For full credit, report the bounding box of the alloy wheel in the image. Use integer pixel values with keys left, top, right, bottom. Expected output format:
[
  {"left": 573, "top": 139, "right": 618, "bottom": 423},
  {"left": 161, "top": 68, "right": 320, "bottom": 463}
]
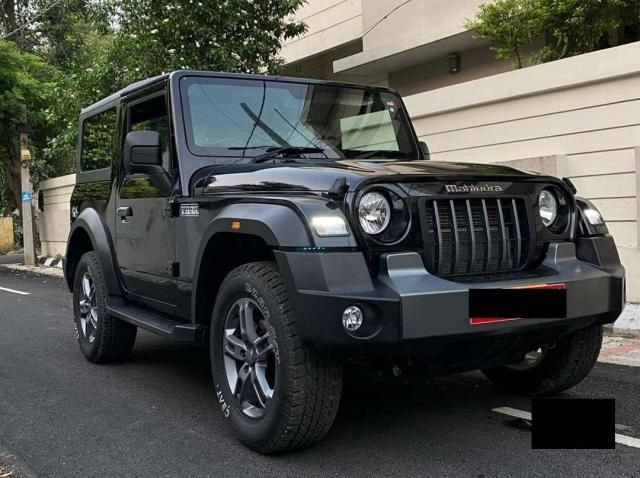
[
  {"left": 78, "top": 271, "right": 98, "bottom": 344},
  {"left": 222, "top": 297, "right": 276, "bottom": 418}
]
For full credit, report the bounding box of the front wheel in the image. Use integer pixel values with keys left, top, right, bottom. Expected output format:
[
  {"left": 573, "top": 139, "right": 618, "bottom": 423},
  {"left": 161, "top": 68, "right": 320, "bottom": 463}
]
[
  {"left": 482, "top": 325, "right": 603, "bottom": 396},
  {"left": 210, "top": 262, "right": 343, "bottom": 454}
]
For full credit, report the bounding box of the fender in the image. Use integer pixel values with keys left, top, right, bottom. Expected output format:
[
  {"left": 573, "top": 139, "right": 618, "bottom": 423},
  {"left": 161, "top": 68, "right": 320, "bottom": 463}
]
[
  {"left": 198, "top": 202, "right": 313, "bottom": 249},
  {"left": 65, "top": 208, "right": 122, "bottom": 296},
  {"left": 190, "top": 203, "right": 312, "bottom": 319}
]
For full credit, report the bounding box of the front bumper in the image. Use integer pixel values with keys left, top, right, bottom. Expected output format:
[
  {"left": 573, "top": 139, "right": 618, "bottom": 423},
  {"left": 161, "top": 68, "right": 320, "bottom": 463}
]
[{"left": 275, "top": 236, "right": 624, "bottom": 352}]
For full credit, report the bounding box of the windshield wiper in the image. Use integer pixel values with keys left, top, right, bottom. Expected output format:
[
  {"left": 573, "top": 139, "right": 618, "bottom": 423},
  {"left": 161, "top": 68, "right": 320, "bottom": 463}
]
[
  {"left": 351, "top": 150, "right": 409, "bottom": 159},
  {"left": 228, "top": 146, "right": 275, "bottom": 150},
  {"left": 252, "top": 146, "right": 325, "bottom": 163}
]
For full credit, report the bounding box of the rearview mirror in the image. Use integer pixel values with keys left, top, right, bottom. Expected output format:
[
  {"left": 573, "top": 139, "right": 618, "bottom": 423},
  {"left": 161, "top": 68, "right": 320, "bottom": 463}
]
[
  {"left": 124, "top": 130, "right": 162, "bottom": 174},
  {"left": 419, "top": 141, "right": 431, "bottom": 161}
]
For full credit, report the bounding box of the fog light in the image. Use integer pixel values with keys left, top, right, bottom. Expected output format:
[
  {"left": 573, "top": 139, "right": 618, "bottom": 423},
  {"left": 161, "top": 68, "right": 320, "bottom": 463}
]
[{"left": 342, "top": 306, "right": 363, "bottom": 332}]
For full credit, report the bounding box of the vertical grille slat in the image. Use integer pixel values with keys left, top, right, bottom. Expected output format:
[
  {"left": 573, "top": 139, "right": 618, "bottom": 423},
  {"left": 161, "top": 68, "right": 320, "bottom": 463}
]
[
  {"left": 422, "top": 197, "right": 529, "bottom": 276},
  {"left": 433, "top": 199, "right": 444, "bottom": 271},
  {"left": 482, "top": 199, "right": 492, "bottom": 271},
  {"left": 465, "top": 199, "right": 476, "bottom": 274},
  {"left": 497, "top": 199, "right": 508, "bottom": 270},
  {"left": 512, "top": 198, "right": 522, "bottom": 264},
  {"left": 449, "top": 200, "right": 460, "bottom": 272}
]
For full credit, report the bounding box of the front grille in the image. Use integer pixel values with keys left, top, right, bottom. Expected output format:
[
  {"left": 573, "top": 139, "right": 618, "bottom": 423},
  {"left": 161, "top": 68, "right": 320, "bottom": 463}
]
[{"left": 420, "top": 198, "right": 530, "bottom": 275}]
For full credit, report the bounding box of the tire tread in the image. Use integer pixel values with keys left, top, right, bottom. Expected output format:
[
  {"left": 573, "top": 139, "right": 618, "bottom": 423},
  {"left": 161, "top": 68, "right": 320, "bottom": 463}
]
[
  {"left": 214, "top": 261, "right": 342, "bottom": 453},
  {"left": 482, "top": 325, "right": 603, "bottom": 396}
]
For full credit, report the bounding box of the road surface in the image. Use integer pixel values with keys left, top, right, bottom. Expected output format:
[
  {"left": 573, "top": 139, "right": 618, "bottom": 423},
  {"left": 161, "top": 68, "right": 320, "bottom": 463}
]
[{"left": 1, "top": 267, "right": 639, "bottom": 477}]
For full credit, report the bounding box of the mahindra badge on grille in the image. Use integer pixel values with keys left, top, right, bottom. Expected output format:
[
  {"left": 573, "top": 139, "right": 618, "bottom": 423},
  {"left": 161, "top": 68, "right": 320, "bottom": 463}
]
[{"left": 444, "top": 184, "right": 504, "bottom": 193}]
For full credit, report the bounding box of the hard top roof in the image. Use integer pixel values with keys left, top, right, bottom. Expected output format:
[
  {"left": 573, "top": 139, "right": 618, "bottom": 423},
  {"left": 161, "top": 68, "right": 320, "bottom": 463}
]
[{"left": 80, "top": 70, "right": 397, "bottom": 116}]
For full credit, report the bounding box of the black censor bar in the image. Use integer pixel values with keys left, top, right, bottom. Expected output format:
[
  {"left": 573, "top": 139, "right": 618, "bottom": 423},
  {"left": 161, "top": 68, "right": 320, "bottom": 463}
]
[{"left": 469, "top": 285, "right": 567, "bottom": 319}]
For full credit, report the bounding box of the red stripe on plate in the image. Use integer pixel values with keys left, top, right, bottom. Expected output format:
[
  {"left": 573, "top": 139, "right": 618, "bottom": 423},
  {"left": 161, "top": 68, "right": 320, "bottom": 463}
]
[{"left": 470, "top": 317, "right": 522, "bottom": 325}]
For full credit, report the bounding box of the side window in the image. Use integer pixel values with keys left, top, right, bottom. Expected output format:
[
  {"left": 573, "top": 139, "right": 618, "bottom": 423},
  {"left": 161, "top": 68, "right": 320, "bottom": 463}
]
[
  {"left": 128, "top": 95, "right": 171, "bottom": 172},
  {"left": 81, "top": 108, "right": 117, "bottom": 171}
]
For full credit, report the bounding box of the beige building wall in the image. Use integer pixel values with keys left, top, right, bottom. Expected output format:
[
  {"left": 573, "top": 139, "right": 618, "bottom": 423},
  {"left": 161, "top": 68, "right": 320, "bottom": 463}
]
[
  {"left": 280, "top": 1, "right": 497, "bottom": 88},
  {"left": 39, "top": 174, "right": 75, "bottom": 257},
  {"left": 281, "top": 0, "right": 363, "bottom": 65},
  {"left": 360, "top": 0, "right": 485, "bottom": 51},
  {"left": 281, "top": 41, "right": 389, "bottom": 87},
  {"left": 404, "top": 42, "right": 640, "bottom": 300},
  {"left": 389, "top": 45, "right": 512, "bottom": 96}
]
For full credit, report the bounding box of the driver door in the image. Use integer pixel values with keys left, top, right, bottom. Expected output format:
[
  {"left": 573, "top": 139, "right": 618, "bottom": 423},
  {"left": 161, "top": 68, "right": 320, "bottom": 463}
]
[{"left": 115, "top": 91, "right": 177, "bottom": 314}]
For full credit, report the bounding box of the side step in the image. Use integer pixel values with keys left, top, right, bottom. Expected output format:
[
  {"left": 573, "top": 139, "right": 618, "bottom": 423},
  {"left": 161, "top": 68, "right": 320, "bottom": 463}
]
[{"left": 106, "top": 297, "right": 206, "bottom": 342}]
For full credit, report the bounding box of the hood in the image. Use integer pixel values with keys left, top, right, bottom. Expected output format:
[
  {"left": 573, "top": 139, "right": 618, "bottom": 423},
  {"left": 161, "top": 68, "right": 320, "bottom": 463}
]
[{"left": 196, "top": 159, "right": 544, "bottom": 195}]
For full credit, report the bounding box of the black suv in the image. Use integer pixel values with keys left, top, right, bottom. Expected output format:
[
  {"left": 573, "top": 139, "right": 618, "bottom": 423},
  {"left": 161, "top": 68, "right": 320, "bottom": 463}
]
[{"left": 64, "top": 70, "right": 625, "bottom": 453}]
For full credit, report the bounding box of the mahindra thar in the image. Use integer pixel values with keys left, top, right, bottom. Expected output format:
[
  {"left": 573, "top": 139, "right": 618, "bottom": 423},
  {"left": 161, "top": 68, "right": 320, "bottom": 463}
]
[{"left": 64, "top": 70, "right": 625, "bottom": 453}]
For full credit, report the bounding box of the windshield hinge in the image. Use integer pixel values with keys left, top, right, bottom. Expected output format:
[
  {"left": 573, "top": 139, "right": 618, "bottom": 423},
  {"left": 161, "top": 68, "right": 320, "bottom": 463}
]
[
  {"left": 324, "top": 177, "right": 349, "bottom": 201},
  {"left": 166, "top": 199, "right": 180, "bottom": 218}
]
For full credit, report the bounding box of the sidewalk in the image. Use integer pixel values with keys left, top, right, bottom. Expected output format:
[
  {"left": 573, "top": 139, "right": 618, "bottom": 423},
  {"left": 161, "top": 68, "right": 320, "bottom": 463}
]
[
  {"left": 0, "top": 249, "right": 23, "bottom": 265},
  {"left": 1, "top": 262, "right": 64, "bottom": 278},
  {"left": 599, "top": 333, "right": 640, "bottom": 367},
  {"left": 0, "top": 250, "right": 64, "bottom": 277}
]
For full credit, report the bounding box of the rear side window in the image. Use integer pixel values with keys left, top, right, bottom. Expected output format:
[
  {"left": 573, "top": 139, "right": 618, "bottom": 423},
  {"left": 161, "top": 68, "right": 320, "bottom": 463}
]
[{"left": 81, "top": 108, "right": 117, "bottom": 171}]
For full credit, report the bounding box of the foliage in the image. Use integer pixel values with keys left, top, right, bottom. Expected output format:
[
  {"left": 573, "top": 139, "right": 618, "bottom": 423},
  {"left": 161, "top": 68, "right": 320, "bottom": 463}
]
[
  {"left": 466, "top": 0, "right": 545, "bottom": 68},
  {"left": 101, "top": 0, "right": 307, "bottom": 90},
  {"left": 467, "top": 0, "right": 639, "bottom": 67},
  {"left": 80, "top": 108, "right": 116, "bottom": 171},
  {"left": 0, "top": 39, "right": 56, "bottom": 210}
]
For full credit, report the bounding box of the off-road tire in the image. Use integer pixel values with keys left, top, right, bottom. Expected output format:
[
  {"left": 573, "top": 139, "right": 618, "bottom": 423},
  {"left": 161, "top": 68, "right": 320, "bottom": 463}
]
[
  {"left": 482, "top": 325, "right": 603, "bottom": 396},
  {"left": 72, "top": 251, "right": 137, "bottom": 363},
  {"left": 210, "top": 261, "right": 343, "bottom": 454}
]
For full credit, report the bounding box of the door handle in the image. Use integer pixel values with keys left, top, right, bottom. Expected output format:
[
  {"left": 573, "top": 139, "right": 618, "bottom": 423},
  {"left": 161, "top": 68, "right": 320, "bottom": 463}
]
[{"left": 117, "top": 206, "right": 133, "bottom": 218}]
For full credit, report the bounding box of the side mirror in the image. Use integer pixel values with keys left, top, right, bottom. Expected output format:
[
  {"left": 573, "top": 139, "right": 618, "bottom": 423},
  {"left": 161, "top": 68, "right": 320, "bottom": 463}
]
[
  {"left": 124, "top": 130, "right": 162, "bottom": 174},
  {"left": 419, "top": 141, "right": 431, "bottom": 161}
]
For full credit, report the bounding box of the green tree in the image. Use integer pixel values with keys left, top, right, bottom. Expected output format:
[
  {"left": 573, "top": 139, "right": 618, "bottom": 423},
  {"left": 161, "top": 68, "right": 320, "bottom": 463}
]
[
  {"left": 466, "top": 0, "right": 545, "bottom": 68},
  {"left": 102, "top": 0, "right": 306, "bottom": 90},
  {"left": 539, "top": 0, "right": 624, "bottom": 62},
  {"left": 1, "top": 1, "right": 111, "bottom": 200},
  {"left": 467, "top": 0, "right": 635, "bottom": 68},
  {"left": 0, "top": 39, "right": 55, "bottom": 211}
]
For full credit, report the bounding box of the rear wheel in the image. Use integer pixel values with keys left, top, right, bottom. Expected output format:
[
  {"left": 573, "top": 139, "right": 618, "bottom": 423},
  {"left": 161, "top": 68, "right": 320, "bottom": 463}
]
[
  {"left": 210, "top": 261, "right": 343, "bottom": 454},
  {"left": 72, "top": 251, "right": 137, "bottom": 363},
  {"left": 482, "top": 325, "right": 603, "bottom": 396}
]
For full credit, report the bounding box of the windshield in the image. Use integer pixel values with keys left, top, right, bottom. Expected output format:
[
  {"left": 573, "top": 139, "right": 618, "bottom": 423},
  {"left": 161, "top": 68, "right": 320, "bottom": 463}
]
[{"left": 180, "top": 76, "right": 418, "bottom": 160}]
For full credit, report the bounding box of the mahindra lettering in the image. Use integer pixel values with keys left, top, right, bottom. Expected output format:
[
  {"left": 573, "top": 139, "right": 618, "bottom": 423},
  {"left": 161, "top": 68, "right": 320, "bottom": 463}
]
[{"left": 64, "top": 71, "right": 625, "bottom": 453}]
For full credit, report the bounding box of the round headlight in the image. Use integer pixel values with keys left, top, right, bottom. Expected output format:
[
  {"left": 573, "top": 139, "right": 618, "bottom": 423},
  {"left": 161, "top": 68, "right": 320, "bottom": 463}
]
[
  {"left": 538, "top": 189, "right": 558, "bottom": 227},
  {"left": 358, "top": 191, "right": 391, "bottom": 235}
]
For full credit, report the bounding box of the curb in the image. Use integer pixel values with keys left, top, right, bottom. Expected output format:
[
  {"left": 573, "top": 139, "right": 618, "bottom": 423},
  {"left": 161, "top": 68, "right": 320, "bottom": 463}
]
[
  {"left": 38, "top": 255, "right": 64, "bottom": 269},
  {"left": 604, "top": 325, "right": 640, "bottom": 339},
  {"left": 606, "top": 303, "right": 640, "bottom": 333},
  {"left": 1, "top": 263, "right": 64, "bottom": 278}
]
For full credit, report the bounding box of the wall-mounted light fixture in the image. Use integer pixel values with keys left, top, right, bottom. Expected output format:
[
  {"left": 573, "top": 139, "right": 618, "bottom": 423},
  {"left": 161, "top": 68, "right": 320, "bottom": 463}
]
[{"left": 448, "top": 53, "right": 461, "bottom": 74}]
